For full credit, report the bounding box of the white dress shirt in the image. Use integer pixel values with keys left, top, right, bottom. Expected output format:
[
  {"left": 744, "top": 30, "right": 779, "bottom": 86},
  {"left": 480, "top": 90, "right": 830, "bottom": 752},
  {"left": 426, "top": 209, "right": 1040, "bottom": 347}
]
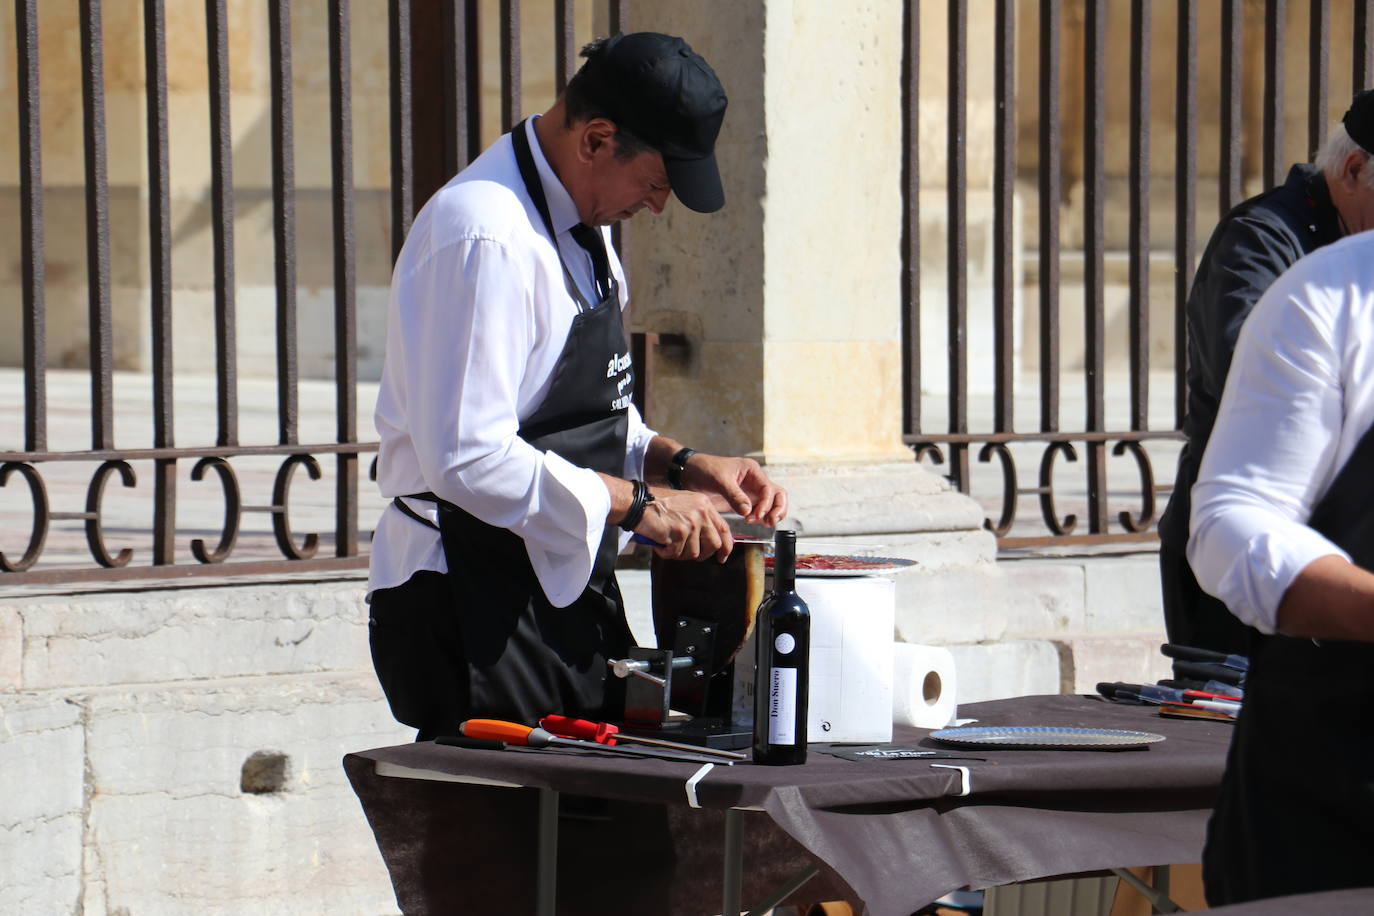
[
  {"left": 368, "top": 117, "right": 656, "bottom": 606},
  {"left": 1189, "top": 229, "right": 1374, "bottom": 633}
]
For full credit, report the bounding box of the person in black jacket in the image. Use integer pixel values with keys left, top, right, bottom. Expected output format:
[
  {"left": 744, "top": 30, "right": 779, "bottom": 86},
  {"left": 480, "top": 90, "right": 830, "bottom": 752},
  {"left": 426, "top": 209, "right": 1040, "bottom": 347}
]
[{"left": 1157, "top": 89, "right": 1374, "bottom": 665}]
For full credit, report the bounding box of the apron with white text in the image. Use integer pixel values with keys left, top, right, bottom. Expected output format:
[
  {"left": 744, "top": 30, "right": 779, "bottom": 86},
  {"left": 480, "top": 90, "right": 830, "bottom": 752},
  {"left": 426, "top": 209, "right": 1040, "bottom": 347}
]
[{"left": 397, "top": 120, "right": 634, "bottom": 725}]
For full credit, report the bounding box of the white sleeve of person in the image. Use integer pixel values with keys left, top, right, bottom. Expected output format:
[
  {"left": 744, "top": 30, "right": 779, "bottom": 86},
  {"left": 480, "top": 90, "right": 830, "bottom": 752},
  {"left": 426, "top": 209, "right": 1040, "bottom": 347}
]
[
  {"left": 1188, "top": 240, "right": 1374, "bottom": 632},
  {"left": 393, "top": 235, "right": 610, "bottom": 608}
]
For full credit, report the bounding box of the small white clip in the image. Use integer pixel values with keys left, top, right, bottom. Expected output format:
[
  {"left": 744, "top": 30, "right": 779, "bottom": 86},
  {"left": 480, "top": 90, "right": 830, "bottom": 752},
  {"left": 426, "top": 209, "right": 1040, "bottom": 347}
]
[
  {"left": 931, "top": 763, "right": 971, "bottom": 797},
  {"left": 684, "top": 762, "right": 714, "bottom": 808}
]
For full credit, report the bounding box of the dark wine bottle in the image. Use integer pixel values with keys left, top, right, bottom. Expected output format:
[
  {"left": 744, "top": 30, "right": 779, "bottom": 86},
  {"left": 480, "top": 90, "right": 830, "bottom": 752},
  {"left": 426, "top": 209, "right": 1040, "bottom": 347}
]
[{"left": 752, "top": 529, "right": 810, "bottom": 765}]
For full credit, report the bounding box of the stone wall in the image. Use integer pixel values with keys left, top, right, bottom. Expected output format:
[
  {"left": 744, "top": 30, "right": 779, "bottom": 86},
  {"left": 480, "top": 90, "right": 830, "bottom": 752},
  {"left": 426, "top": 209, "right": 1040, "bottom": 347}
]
[
  {"left": 0, "top": 541, "right": 1170, "bottom": 913},
  {"left": 0, "top": 579, "right": 411, "bottom": 915}
]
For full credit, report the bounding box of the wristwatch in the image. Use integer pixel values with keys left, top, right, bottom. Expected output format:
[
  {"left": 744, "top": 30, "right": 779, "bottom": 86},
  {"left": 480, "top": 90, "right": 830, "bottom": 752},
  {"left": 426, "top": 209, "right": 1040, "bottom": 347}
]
[{"left": 667, "top": 447, "right": 697, "bottom": 490}]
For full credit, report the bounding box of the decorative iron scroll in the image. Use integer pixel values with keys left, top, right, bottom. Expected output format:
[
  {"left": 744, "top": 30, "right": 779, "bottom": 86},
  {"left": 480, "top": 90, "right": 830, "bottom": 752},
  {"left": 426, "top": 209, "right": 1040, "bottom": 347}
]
[
  {"left": 0, "top": 462, "right": 49, "bottom": 572},
  {"left": 0, "top": 447, "right": 377, "bottom": 582},
  {"left": 84, "top": 460, "right": 136, "bottom": 568},
  {"left": 269, "top": 454, "right": 321, "bottom": 561},
  {"left": 908, "top": 432, "right": 1180, "bottom": 547},
  {"left": 190, "top": 457, "right": 241, "bottom": 564}
]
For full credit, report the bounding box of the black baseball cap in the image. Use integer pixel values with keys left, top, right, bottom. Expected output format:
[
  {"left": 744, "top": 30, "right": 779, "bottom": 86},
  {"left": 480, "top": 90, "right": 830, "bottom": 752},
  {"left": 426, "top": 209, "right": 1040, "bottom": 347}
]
[
  {"left": 1343, "top": 88, "right": 1374, "bottom": 154},
  {"left": 573, "top": 33, "right": 728, "bottom": 213}
]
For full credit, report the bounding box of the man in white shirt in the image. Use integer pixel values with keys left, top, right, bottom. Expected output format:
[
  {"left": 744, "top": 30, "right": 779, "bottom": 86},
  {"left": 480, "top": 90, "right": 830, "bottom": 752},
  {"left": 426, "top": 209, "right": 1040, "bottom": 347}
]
[
  {"left": 1189, "top": 229, "right": 1374, "bottom": 905},
  {"left": 367, "top": 34, "right": 787, "bottom": 738}
]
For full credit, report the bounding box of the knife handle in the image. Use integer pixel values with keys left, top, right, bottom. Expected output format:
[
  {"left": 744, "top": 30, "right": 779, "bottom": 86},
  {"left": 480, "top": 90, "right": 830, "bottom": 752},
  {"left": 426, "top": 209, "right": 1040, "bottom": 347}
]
[{"left": 462, "top": 719, "right": 538, "bottom": 746}]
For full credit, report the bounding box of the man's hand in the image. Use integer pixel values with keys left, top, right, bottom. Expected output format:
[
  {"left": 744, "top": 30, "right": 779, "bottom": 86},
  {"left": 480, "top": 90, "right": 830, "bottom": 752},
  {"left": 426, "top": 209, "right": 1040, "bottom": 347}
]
[
  {"left": 636, "top": 488, "right": 734, "bottom": 562},
  {"left": 679, "top": 453, "right": 788, "bottom": 527}
]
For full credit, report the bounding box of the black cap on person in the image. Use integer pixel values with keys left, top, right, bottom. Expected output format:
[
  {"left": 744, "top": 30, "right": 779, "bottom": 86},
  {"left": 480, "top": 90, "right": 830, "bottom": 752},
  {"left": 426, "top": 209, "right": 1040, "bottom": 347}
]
[
  {"left": 572, "top": 33, "right": 728, "bottom": 213},
  {"left": 1343, "top": 88, "right": 1374, "bottom": 155}
]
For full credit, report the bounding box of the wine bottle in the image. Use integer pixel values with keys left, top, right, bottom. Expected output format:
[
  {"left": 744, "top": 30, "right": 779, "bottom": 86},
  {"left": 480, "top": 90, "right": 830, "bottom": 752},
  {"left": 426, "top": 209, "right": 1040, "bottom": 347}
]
[{"left": 752, "top": 529, "right": 810, "bottom": 765}]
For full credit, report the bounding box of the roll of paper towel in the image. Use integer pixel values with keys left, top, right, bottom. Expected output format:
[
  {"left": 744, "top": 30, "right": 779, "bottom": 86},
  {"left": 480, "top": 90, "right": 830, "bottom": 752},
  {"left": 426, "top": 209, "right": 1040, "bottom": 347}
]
[{"left": 892, "top": 642, "right": 957, "bottom": 728}]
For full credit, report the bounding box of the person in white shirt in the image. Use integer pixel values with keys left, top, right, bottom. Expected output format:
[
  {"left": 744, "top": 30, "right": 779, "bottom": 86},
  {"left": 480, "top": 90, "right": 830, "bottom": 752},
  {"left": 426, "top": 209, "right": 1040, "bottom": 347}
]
[
  {"left": 367, "top": 33, "right": 787, "bottom": 739},
  {"left": 1189, "top": 229, "right": 1374, "bottom": 905}
]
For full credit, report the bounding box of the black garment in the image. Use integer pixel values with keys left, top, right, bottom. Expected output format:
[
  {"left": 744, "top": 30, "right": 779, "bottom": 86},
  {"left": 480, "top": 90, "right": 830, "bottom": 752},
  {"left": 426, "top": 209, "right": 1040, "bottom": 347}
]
[
  {"left": 1203, "top": 420, "right": 1374, "bottom": 907},
  {"left": 569, "top": 222, "right": 614, "bottom": 301},
  {"left": 1158, "top": 164, "right": 1344, "bottom": 662},
  {"left": 1158, "top": 542, "right": 1253, "bottom": 661},
  {"left": 369, "top": 120, "right": 636, "bottom": 734}
]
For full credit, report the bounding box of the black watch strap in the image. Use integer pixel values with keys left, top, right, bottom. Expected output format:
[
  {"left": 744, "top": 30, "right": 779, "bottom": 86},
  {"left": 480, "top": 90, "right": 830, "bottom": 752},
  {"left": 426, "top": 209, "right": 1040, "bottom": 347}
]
[{"left": 668, "top": 447, "right": 698, "bottom": 490}]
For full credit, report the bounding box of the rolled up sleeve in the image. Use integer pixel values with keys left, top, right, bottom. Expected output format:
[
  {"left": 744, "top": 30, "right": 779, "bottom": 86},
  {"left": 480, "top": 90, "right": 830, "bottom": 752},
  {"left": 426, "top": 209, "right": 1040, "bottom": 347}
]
[{"left": 1188, "top": 275, "right": 1350, "bottom": 632}]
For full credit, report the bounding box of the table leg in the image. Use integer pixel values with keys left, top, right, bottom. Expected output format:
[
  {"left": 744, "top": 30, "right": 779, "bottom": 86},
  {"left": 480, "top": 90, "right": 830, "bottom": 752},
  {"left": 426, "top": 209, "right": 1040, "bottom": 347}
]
[
  {"left": 537, "top": 788, "right": 559, "bottom": 916},
  {"left": 1153, "top": 865, "right": 1171, "bottom": 913},
  {"left": 1110, "top": 866, "right": 1180, "bottom": 913},
  {"left": 723, "top": 808, "right": 744, "bottom": 916},
  {"left": 744, "top": 864, "right": 820, "bottom": 916}
]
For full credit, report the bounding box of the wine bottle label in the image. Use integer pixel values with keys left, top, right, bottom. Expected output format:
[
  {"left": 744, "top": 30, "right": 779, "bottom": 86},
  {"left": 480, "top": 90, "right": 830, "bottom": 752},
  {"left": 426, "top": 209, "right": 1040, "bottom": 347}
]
[
  {"left": 768, "top": 666, "right": 798, "bottom": 744},
  {"left": 774, "top": 633, "right": 796, "bottom": 655}
]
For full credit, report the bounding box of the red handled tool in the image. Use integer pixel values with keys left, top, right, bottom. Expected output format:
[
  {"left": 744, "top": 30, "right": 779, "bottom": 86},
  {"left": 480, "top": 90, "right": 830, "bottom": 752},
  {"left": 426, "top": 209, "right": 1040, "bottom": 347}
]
[
  {"left": 539, "top": 715, "right": 746, "bottom": 760},
  {"left": 460, "top": 719, "right": 734, "bottom": 766}
]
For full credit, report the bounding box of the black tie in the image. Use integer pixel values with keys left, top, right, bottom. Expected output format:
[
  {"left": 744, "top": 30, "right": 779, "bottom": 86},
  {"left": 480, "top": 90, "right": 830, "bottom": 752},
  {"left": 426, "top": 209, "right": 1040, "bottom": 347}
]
[{"left": 569, "top": 223, "right": 613, "bottom": 302}]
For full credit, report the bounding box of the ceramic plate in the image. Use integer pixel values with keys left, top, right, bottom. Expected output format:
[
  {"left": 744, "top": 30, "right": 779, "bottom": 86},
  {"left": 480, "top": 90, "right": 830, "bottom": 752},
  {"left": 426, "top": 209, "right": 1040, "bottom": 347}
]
[
  {"left": 765, "top": 555, "right": 918, "bottom": 578},
  {"left": 928, "top": 725, "right": 1166, "bottom": 750}
]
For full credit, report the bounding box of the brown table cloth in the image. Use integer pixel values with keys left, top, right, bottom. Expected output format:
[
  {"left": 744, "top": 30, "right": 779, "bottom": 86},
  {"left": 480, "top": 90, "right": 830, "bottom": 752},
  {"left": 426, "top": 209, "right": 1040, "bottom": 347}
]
[{"left": 344, "top": 693, "right": 1231, "bottom": 915}]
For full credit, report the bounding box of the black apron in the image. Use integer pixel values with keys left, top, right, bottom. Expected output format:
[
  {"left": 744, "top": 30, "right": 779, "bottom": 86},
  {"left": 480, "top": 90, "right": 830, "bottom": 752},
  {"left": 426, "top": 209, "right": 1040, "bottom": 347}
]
[
  {"left": 394, "top": 119, "right": 635, "bottom": 727},
  {"left": 1203, "top": 421, "right": 1374, "bottom": 906}
]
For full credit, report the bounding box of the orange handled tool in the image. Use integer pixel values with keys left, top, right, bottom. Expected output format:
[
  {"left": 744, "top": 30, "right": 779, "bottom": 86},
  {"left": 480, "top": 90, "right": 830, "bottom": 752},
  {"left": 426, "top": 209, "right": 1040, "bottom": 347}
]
[
  {"left": 460, "top": 719, "right": 733, "bottom": 766},
  {"left": 540, "top": 715, "right": 746, "bottom": 760}
]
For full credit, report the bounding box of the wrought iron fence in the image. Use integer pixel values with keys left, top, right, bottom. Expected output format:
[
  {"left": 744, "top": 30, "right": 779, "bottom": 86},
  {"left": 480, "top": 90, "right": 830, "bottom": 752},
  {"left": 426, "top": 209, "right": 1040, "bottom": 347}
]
[
  {"left": 902, "top": 0, "right": 1374, "bottom": 548},
  {"left": 6, "top": 1, "right": 1369, "bottom": 586},
  {"left": 0, "top": 0, "right": 626, "bottom": 586}
]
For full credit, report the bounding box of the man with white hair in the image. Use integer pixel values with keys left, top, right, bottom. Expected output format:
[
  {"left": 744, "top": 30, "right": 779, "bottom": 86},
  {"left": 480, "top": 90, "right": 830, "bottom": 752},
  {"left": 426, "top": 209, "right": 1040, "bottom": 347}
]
[{"left": 1158, "top": 89, "right": 1374, "bottom": 666}]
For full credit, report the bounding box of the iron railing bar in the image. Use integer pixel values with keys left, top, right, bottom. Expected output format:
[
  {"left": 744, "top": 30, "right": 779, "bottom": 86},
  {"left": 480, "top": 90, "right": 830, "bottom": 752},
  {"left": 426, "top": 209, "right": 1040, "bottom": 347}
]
[
  {"left": 555, "top": 0, "right": 575, "bottom": 94},
  {"left": 443, "top": 0, "right": 480, "bottom": 173},
  {"left": 903, "top": 430, "right": 1184, "bottom": 445},
  {"left": 999, "top": 532, "right": 1160, "bottom": 550},
  {"left": 143, "top": 0, "right": 175, "bottom": 565},
  {"left": 1128, "top": 0, "right": 1150, "bottom": 431},
  {"left": 463, "top": 0, "right": 482, "bottom": 162},
  {"left": 1038, "top": 0, "right": 1061, "bottom": 434},
  {"left": 389, "top": 0, "right": 413, "bottom": 259},
  {"left": 501, "top": 0, "right": 521, "bottom": 131},
  {"left": 1262, "top": 0, "right": 1286, "bottom": 188},
  {"left": 16, "top": 0, "right": 46, "bottom": 454},
  {"left": 948, "top": 0, "right": 970, "bottom": 489},
  {"left": 269, "top": 0, "right": 300, "bottom": 446},
  {"left": 206, "top": 0, "right": 238, "bottom": 447},
  {"left": 79, "top": 0, "right": 114, "bottom": 452},
  {"left": 1175, "top": 0, "right": 1197, "bottom": 430},
  {"left": 1308, "top": 0, "right": 1329, "bottom": 157},
  {"left": 993, "top": 0, "right": 1015, "bottom": 434},
  {"left": 0, "top": 556, "right": 371, "bottom": 588},
  {"left": 607, "top": 0, "right": 627, "bottom": 269},
  {"left": 0, "top": 443, "right": 378, "bottom": 463},
  {"left": 1219, "top": 0, "right": 1242, "bottom": 214},
  {"left": 1084, "top": 0, "right": 1107, "bottom": 532},
  {"left": 901, "top": 0, "right": 921, "bottom": 438},
  {"left": 1356, "top": 0, "right": 1373, "bottom": 91},
  {"left": 331, "top": 0, "right": 360, "bottom": 558}
]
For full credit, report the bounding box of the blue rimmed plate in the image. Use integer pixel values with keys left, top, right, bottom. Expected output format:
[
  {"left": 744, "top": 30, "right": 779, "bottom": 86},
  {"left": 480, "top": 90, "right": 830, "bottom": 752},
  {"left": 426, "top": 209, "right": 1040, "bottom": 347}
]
[{"left": 928, "top": 725, "right": 1165, "bottom": 750}]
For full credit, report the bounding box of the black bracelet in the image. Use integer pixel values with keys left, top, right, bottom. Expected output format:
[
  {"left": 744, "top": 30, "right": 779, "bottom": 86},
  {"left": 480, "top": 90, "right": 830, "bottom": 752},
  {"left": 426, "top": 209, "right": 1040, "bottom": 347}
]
[
  {"left": 667, "top": 447, "right": 697, "bottom": 490},
  {"left": 618, "top": 479, "right": 654, "bottom": 531}
]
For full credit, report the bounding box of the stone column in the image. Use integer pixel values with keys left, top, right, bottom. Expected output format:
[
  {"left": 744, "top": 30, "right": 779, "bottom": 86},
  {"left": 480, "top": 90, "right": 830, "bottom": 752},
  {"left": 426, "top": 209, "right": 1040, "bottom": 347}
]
[{"left": 624, "top": 0, "right": 910, "bottom": 466}]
